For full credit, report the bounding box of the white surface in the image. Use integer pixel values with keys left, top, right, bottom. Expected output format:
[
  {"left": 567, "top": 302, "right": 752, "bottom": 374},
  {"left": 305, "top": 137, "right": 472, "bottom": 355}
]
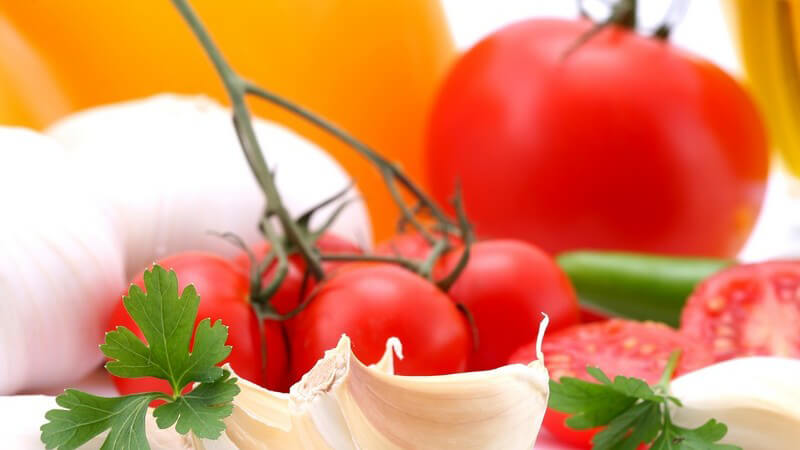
[{"left": 442, "top": 0, "right": 740, "bottom": 74}]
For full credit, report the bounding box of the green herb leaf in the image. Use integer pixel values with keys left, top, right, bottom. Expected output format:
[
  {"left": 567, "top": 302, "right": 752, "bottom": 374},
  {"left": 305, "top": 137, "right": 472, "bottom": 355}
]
[
  {"left": 41, "top": 390, "right": 160, "bottom": 450},
  {"left": 650, "top": 420, "right": 740, "bottom": 450},
  {"left": 153, "top": 369, "right": 239, "bottom": 439},
  {"left": 548, "top": 362, "right": 742, "bottom": 450},
  {"left": 549, "top": 378, "right": 637, "bottom": 429},
  {"left": 101, "top": 266, "right": 232, "bottom": 392},
  {"left": 42, "top": 265, "right": 240, "bottom": 450}
]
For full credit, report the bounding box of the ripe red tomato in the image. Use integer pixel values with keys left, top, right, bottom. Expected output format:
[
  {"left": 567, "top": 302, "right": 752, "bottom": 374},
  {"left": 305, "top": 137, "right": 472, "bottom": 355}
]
[
  {"left": 426, "top": 19, "right": 768, "bottom": 258},
  {"left": 681, "top": 260, "right": 800, "bottom": 362},
  {"left": 231, "top": 233, "right": 361, "bottom": 314},
  {"left": 288, "top": 264, "right": 470, "bottom": 383},
  {"left": 436, "top": 240, "right": 580, "bottom": 371},
  {"left": 108, "top": 252, "right": 288, "bottom": 394},
  {"left": 509, "top": 319, "right": 713, "bottom": 448},
  {"left": 375, "top": 231, "right": 461, "bottom": 260}
]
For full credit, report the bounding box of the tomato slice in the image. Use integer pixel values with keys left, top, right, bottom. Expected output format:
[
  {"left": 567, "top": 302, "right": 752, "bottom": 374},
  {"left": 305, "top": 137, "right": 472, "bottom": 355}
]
[
  {"left": 509, "top": 319, "right": 712, "bottom": 449},
  {"left": 681, "top": 260, "right": 800, "bottom": 362}
]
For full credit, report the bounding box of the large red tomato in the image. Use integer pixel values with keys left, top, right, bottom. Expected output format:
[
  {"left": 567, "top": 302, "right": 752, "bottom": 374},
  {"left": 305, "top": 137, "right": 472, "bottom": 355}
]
[
  {"left": 681, "top": 260, "right": 800, "bottom": 362},
  {"left": 108, "top": 252, "right": 288, "bottom": 394},
  {"left": 510, "top": 319, "right": 713, "bottom": 448},
  {"left": 288, "top": 264, "right": 470, "bottom": 383},
  {"left": 426, "top": 19, "right": 768, "bottom": 257},
  {"left": 437, "top": 240, "right": 580, "bottom": 371}
]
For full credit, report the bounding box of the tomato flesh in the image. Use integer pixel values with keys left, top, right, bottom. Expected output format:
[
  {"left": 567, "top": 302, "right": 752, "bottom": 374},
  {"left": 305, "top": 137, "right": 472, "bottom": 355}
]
[
  {"left": 288, "top": 264, "right": 470, "bottom": 383},
  {"left": 509, "top": 319, "right": 713, "bottom": 448},
  {"left": 681, "top": 260, "right": 800, "bottom": 362}
]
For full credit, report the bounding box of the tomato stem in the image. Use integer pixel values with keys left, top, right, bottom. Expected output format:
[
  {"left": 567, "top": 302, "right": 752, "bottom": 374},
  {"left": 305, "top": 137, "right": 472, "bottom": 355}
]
[
  {"left": 243, "top": 81, "right": 457, "bottom": 238},
  {"left": 320, "top": 253, "right": 421, "bottom": 272},
  {"left": 171, "top": 0, "right": 324, "bottom": 280}
]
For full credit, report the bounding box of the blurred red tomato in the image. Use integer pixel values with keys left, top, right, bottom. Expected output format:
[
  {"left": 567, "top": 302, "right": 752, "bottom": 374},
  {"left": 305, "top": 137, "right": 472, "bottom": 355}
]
[{"left": 426, "top": 19, "right": 768, "bottom": 257}]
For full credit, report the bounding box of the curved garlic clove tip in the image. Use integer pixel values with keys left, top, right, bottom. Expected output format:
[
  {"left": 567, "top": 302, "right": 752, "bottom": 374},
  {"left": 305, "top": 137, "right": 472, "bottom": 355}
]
[
  {"left": 671, "top": 356, "right": 800, "bottom": 450},
  {"left": 207, "top": 331, "right": 549, "bottom": 449}
]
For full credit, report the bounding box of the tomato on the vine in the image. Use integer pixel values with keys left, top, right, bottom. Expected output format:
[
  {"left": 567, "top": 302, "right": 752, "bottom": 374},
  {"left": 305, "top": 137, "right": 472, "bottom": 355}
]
[
  {"left": 436, "top": 240, "right": 580, "bottom": 371},
  {"left": 681, "top": 260, "right": 800, "bottom": 362},
  {"left": 375, "top": 230, "right": 461, "bottom": 260},
  {"left": 509, "top": 319, "right": 713, "bottom": 448},
  {"left": 426, "top": 18, "right": 768, "bottom": 258},
  {"left": 231, "top": 233, "right": 361, "bottom": 315},
  {"left": 288, "top": 264, "right": 470, "bottom": 383},
  {"left": 108, "top": 252, "right": 288, "bottom": 394}
]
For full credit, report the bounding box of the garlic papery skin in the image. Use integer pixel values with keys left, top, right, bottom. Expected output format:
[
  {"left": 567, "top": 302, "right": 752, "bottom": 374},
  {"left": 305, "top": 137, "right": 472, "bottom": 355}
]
[
  {"left": 670, "top": 357, "right": 800, "bottom": 450},
  {"left": 47, "top": 94, "right": 372, "bottom": 279},
  {"left": 196, "top": 334, "right": 550, "bottom": 450},
  {"left": 0, "top": 128, "right": 125, "bottom": 394}
]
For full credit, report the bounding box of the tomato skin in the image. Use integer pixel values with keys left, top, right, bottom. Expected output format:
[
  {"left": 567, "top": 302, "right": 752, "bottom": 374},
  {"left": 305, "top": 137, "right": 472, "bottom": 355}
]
[
  {"left": 426, "top": 19, "right": 768, "bottom": 258},
  {"left": 437, "top": 240, "right": 580, "bottom": 371},
  {"left": 510, "top": 319, "right": 713, "bottom": 448},
  {"left": 288, "top": 264, "right": 470, "bottom": 383},
  {"left": 375, "top": 231, "right": 462, "bottom": 259},
  {"left": 231, "top": 233, "right": 361, "bottom": 315},
  {"left": 681, "top": 260, "right": 800, "bottom": 362},
  {"left": 108, "top": 252, "right": 288, "bottom": 394}
]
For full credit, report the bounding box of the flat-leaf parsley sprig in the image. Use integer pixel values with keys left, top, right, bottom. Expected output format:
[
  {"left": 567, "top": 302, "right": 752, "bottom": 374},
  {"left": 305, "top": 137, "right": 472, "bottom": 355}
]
[
  {"left": 548, "top": 350, "right": 741, "bottom": 450},
  {"left": 41, "top": 265, "right": 240, "bottom": 450}
]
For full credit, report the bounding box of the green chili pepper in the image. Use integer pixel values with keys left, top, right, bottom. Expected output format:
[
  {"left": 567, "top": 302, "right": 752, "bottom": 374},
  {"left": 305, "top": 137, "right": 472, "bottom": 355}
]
[{"left": 556, "top": 251, "right": 733, "bottom": 327}]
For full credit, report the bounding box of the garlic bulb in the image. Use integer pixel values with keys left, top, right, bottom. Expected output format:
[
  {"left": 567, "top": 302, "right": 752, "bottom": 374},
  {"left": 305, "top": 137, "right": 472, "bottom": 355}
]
[
  {"left": 47, "top": 94, "right": 372, "bottom": 279},
  {"left": 0, "top": 395, "right": 191, "bottom": 449},
  {"left": 194, "top": 334, "right": 550, "bottom": 450},
  {"left": 0, "top": 128, "right": 125, "bottom": 394},
  {"left": 670, "top": 357, "right": 800, "bottom": 450}
]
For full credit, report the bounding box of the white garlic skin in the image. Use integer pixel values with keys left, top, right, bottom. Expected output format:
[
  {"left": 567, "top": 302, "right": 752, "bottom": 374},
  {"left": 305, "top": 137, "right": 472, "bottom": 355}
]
[
  {"left": 670, "top": 356, "right": 800, "bottom": 450},
  {"left": 0, "top": 128, "right": 125, "bottom": 394},
  {"left": 47, "top": 94, "right": 372, "bottom": 279}
]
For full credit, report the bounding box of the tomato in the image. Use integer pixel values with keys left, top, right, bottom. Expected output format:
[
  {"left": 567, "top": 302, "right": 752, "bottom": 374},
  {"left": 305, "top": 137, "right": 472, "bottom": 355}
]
[
  {"left": 288, "top": 264, "right": 470, "bottom": 383},
  {"left": 108, "top": 252, "right": 288, "bottom": 395},
  {"left": 374, "top": 231, "right": 461, "bottom": 259},
  {"left": 681, "top": 260, "right": 800, "bottom": 362},
  {"left": 435, "top": 240, "right": 580, "bottom": 371},
  {"left": 426, "top": 19, "right": 768, "bottom": 258},
  {"left": 231, "top": 233, "right": 361, "bottom": 315},
  {"left": 509, "top": 319, "right": 713, "bottom": 448},
  {"left": 4, "top": 1, "right": 455, "bottom": 240},
  {"left": 0, "top": 13, "right": 69, "bottom": 127}
]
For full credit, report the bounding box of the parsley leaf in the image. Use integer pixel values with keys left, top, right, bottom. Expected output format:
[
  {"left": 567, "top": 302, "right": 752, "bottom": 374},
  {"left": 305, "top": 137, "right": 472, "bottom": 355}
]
[
  {"left": 153, "top": 369, "right": 239, "bottom": 439},
  {"left": 548, "top": 351, "right": 741, "bottom": 450},
  {"left": 41, "top": 265, "right": 240, "bottom": 450},
  {"left": 102, "top": 266, "right": 232, "bottom": 390},
  {"left": 41, "top": 390, "right": 160, "bottom": 450}
]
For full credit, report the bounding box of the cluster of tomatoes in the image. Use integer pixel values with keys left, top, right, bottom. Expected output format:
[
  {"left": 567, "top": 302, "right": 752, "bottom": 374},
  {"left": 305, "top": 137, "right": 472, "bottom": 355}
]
[{"left": 107, "top": 230, "right": 581, "bottom": 396}]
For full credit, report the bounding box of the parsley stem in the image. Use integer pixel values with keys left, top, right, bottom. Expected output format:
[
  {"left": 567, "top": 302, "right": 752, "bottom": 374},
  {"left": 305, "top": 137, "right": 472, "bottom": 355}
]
[{"left": 657, "top": 349, "right": 682, "bottom": 390}]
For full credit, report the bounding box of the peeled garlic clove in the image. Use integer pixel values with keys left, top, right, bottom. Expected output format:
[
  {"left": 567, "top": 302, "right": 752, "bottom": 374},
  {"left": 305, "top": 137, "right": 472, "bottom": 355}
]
[
  {"left": 670, "top": 356, "right": 800, "bottom": 450},
  {"left": 199, "top": 331, "right": 549, "bottom": 450}
]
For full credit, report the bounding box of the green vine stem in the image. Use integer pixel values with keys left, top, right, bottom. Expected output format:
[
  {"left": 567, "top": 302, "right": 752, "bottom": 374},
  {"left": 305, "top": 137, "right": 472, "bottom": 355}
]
[
  {"left": 171, "top": 0, "right": 323, "bottom": 280},
  {"left": 173, "top": 0, "right": 472, "bottom": 303}
]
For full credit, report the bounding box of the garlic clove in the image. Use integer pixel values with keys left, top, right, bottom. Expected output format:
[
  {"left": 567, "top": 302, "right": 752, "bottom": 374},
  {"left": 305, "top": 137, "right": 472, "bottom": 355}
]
[
  {"left": 670, "top": 356, "right": 800, "bottom": 450},
  {"left": 200, "top": 332, "right": 549, "bottom": 450}
]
